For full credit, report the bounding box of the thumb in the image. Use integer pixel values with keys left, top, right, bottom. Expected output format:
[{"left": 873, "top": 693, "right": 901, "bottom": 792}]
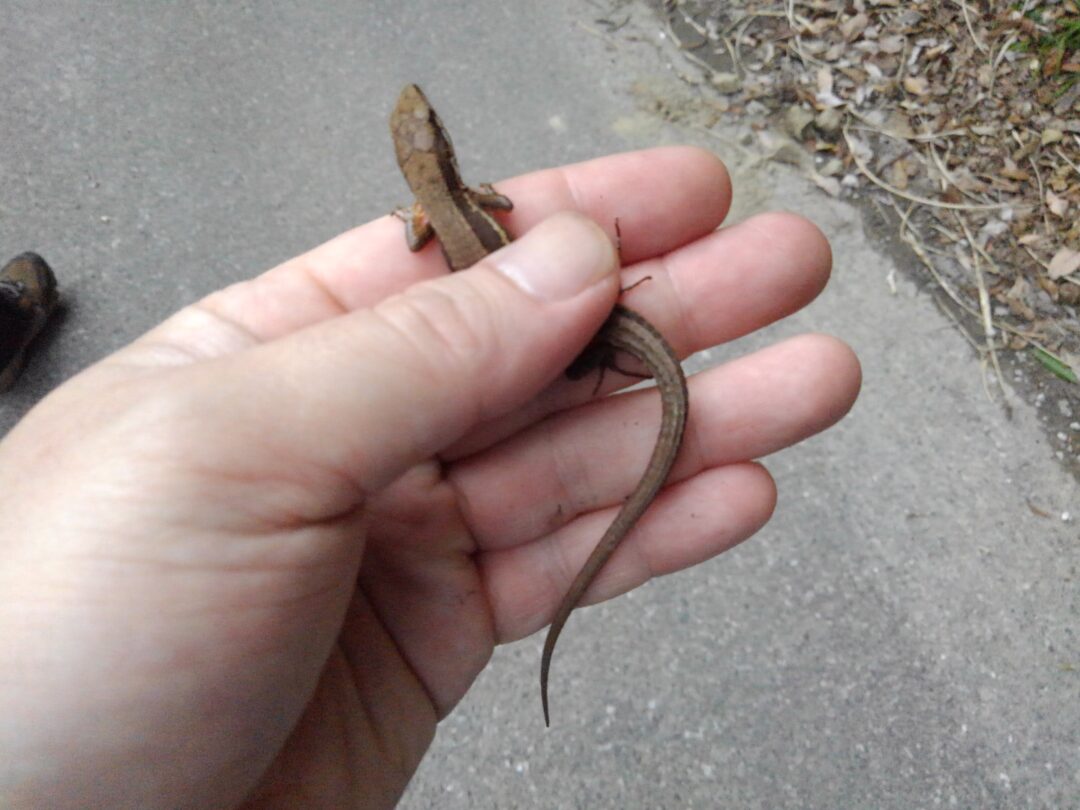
[{"left": 202, "top": 212, "right": 619, "bottom": 496}]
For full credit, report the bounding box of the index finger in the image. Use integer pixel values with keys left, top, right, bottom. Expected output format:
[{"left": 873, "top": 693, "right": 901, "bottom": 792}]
[{"left": 143, "top": 146, "right": 731, "bottom": 353}]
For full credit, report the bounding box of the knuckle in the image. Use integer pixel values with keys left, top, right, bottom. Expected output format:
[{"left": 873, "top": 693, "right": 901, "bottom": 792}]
[{"left": 374, "top": 280, "right": 502, "bottom": 385}]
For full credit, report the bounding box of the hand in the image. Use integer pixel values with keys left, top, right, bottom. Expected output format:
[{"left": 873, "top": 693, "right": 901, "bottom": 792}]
[{"left": 0, "top": 147, "right": 858, "bottom": 809}]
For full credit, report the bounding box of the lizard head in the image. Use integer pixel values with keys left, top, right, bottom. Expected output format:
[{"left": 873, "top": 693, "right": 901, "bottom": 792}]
[{"left": 390, "top": 84, "right": 457, "bottom": 175}]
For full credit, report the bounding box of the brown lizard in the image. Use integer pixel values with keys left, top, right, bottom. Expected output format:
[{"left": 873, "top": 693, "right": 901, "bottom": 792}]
[{"left": 390, "top": 84, "right": 688, "bottom": 726}]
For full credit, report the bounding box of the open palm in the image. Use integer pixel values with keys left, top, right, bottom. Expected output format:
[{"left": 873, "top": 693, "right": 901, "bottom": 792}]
[{"left": 0, "top": 147, "right": 857, "bottom": 810}]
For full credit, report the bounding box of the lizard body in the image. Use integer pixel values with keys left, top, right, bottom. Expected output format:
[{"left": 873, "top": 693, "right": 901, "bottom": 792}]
[{"left": 390, "top": 84, "right": 688, "bottom": 726}]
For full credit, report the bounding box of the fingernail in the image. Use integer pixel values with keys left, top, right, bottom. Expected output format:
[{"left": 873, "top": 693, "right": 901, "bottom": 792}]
[{"left": 492, "top": 212, "right": 616, "bottom": 300}]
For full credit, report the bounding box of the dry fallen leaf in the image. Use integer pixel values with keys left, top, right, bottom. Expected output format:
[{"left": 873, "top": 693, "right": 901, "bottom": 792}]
[
  {"left": 1048, "top": 247, "right": 1080, "bottom": 280},
  {"left": 1001, "top": 164, "right": 1032, "bottom": 182},
  {"left": 816, "top": 66, "right": 834, "bottom": 96},
  {"left": 841, "top": 13, "right": 870, "bottom": 42},
  {"left": 1046, "top": 189, "right": 1069, "bottom": 217},
  {"left": 1041, "top": 128, "right": 1064, "bottom": 145},
  {"left": 1003, "top": 276, "right": 1037, "bottom": 321},
  {"left": 659, "top": 0, "right": 1079, "bottom": 369},
  {"left": 902, "top": 75, "right": 930, "bottom": 96}
]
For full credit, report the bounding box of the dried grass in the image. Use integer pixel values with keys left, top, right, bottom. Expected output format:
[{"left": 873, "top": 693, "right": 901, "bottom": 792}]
[{"left": 657, "top": 0, "right": 1080, "bottom": 385}]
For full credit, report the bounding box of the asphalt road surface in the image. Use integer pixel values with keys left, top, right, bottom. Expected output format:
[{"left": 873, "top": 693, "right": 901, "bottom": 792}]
[{"left": 2, "top": 2, "right": 1076, "bottom": 808}]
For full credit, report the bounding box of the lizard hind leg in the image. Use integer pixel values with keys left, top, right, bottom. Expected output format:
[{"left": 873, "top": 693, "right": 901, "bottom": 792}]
[{"left": 607, "top": 353, "right": 651, "bottom": 381}]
